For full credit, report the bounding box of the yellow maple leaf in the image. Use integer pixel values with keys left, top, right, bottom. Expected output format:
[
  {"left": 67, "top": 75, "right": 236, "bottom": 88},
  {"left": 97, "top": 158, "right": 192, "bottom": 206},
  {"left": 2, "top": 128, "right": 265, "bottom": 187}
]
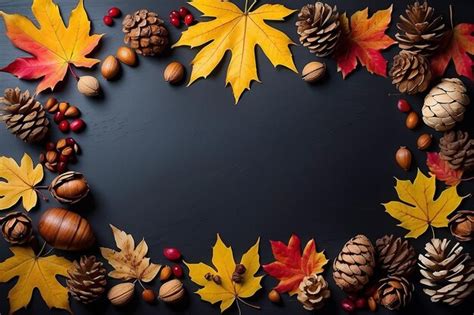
[
  {"left": 186, "top": 234, "right": 262, "bottom": 313},
  {"left": 172, "top": 0, "right": 297, "bottom": 103},
  {"left": 0, "top": 0, "right": 102, "bottom": 94},
  {"left": 100, "top": 225, "right": 161, "bottom": 282},
  {"left": 382, "top": 169, "right": 466, "bottom": 238},
  {"left": 0, "top": 153, "right": 44, "bottom": 211},
  {"left": 0, "top": 246, "right": 72, "bottom": 314}
]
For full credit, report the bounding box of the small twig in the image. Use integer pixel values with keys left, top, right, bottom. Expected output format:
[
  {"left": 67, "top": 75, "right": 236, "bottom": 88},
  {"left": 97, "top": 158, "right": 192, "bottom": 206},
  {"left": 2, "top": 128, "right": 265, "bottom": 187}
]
[
  {"left": 247, "top": 0, "right": 257, "bottom": 12},
  {"left": 35, "top": 185, "right": 49, "bottom": 190},
  {"left": 137, "top": 279, "right": 146, "bottom": 290},
  {"left": 461, "top": 176, "right": 474, "bottom": 182},
  {"left": 37, "top": 241, "right": 47, "bottom": 257},
  {"left": 449, "top": 5, "right": 454, "bottom": 29},
  {"left": 42, "top": 247, "right": 54, "bottom": 257},
  {"left": 244, "top": 0, "right": 249, "bottom": 13},
  {"left": 236, "top": 297, "right": 261, "bottom": 310},
  {"left": 236, "top": 298, "right": 242, "bottom": 315},
  {"left": 68, "top": 64, "right": 79, "bottom": 81},
  {"left": 430, "top": 226, "right": 436, "bottom": 240}
]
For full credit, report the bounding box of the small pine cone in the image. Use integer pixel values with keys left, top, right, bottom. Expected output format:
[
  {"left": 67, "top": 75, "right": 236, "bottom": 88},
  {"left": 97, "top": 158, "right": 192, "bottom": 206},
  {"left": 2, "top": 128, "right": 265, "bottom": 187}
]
[
  {"left": 0, "top": 87, "right": 49, "bottom": 143},
  {"left": 396, "top": 1, "right": 446, "bottom": 56},
  {"left": 0, "top": 212, "right": 33, "bottom": 245},
  {"left": 418, "top": 238, "right": 474, "bottom": 306},
  {"left": 67, "top": 256, "right": 107, "bottom": 304},
  {"left": 376, "top": 276, "right": 414, "bottom": 310},
  {"left": 122, "top": 9, "right": 169, "bottom": 56},
  {"left": 389, "top": 50, "right": 432, "bottom": 94},
  {"left": 333, "top": 235, "right": 376, "bottom": 292},
  {"left": 449, "top": 210, "right": 473, "bottom": 242},
  {"left": 422, "top": 78, "right": 469, "bottom": 131},
  {"left": 376, "top": 235, "right": 417, "bottom": 277},
  {"left": 296, "top": 2, "right": 341, "bottom": 57},
  {"left": 439, "top": 130, "right": 474, "bottom": 172},
  {"left": 297, "top": 274, "right": 330, "bottom": 311}
]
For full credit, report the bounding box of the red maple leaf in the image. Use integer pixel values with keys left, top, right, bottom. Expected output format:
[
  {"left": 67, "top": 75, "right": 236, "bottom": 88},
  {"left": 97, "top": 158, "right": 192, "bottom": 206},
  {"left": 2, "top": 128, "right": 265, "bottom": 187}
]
[
  {"left": 431, "top": 23, "right": 474, "bottom": 80},
  {"left": 426, "top": 152, "right": 463, "bottom": 186},
  {"left": 262, "top": 234, "right": 328, "bottom": 295},
  {"left": 334, "top": 6, "right": 396, "bottom": 78}
]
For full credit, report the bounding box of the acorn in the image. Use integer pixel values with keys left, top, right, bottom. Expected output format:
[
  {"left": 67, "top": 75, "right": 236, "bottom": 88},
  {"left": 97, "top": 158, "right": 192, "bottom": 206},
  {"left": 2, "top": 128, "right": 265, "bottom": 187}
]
[
  {"left": 395, "top": 146, "right": 412, "bottom": 171},
  {"left": 405, "top": 112, "right": 419, "bottom": 129},
  {"left": 116, "top": 46, "right": 137, "bottom": 66},
  {"left": 108, "top": 282, "right": 135, "bottom": 306},
  {"left": 49, "top": 171, "right": 90, "bottom": 204},
  {"left": 416, "top": 133, "right": 433, "bottom": 150},
  {"left": 38, "top": 208, "right": 95, "bottom": 250},
  {"left": 163, "top": 62, "right": 184, "bottom": 84},
  {"left": 159, "top": 279, "right": 185, "bottom": 303},
  {"left": 101, "top": 55, "right": 121, "bottom": 80},
  {"left": 77, "top": 76, "right": 100, "bottom": 96}
]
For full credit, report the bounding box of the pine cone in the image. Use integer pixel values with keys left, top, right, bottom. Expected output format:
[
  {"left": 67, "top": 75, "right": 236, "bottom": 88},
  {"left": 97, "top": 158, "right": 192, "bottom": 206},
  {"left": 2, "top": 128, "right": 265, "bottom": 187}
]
[
  {"left": 297, "top": 274, "right": 330, "bottom": 311},
  {"left": 418, "top": 238, "right": 474, "bottom": 306},
  {"left": 422, "top": 78, "right": 469, "bottom": 131},
  {"left": 0, "top": 87, "right": 49, "bottom": 143},
  {"left": 67, "top": 255, "right": 107, "bottom": 304},
  {"left": 389, "top": 50, "right": 432, "bottom": 94},
  {"left": 376, "top": 276, "right": 414, "bottom": 310},
  {"left": 449, "top": 210, "right": 473, "bottom": 242},
  {"left": 122, "top": 9, "right": 169, "bottom": 56},
  {"left": 376, "top": 235, "right": 417, "bottom": 277},
  {"left": 333, "top": 235, "right": 375, "bottom": 292},
  {"left": 439, "top": 130, "right": 474, "bottom": 172},
  {"left": 296, "top": 2, "right": 341, "bottom": 57},
  {"left": 0, "top": 212, "right": 33, "bottom": 245},
  {"left": 396, "top": 1, "right": 446, "bottom": 56}
]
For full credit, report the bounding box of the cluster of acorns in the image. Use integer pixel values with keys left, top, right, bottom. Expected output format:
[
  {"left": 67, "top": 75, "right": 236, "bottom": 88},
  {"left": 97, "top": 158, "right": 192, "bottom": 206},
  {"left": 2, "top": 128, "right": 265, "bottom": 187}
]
[{"left": 332, "top": 234, "right": 473, "bottom": 312}]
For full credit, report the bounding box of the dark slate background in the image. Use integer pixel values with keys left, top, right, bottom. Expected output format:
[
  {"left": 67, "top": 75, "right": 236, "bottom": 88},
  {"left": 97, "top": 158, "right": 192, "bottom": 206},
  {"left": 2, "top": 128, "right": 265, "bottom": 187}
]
[{"left": 0, "top": 0, "right": 473, "bottom": 314}]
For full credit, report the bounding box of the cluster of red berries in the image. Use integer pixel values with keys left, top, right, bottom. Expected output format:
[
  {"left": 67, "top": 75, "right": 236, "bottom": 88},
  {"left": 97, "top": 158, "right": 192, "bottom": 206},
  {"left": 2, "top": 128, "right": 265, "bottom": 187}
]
[
  {"left": 340, "top": 288, "right": 377, "bottom": 313},
  {"left": 163, "top": 247, "right": 184, "bottom": 278},
  {"left": 169, "top": 7, "right": 194, "bottom": 27},
  {"left": 45, "top": 97, "right": 86, "bottom": 134},
  {"left": 103, "top": 7, "right": 121, "bottom": 26}
]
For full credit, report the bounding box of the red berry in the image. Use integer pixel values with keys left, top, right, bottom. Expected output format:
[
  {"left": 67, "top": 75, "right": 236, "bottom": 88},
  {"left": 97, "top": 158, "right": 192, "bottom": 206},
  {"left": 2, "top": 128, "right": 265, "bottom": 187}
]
[
  {"left": 66, "top": 137, "right": 75, "bottom": 146},
  {"left": 172, "top": 264, "right": 183, "bottom": 278},
  {"left": 170, "top": 16, "right": 180, "bottom": 27},
  {"left": 178, "top": 6, "right": 189, "bottom": 18},
  {"left": 53, "top": 111, "right": 65, "bottom": 124},
  {"left": 397, "top": 99, "right": 411, "bottom": 113},
  {"left": 46, "top": 142, "right": 56, "bottom": 151},
  {"left": 103, "top": 15, "right": 113, "bottom": 26},
  {"left": 142, "top": 289, "right": 156, "bottom": 303},
  {"left": 108, "top": 7, "right": 121, "bottom": 18},
  {"left": 184, "top": 14, "right": 194, "bottom": 26},
  {"left": 163, "top": 247, "right": 182, "bottom": 261},
  {"left": 341, "top": 298, "right": 356, "bottom": 313},
  {"left": 59, "top": 154, "right": 69, "bottom": 163},
  {"left": 57, "top": 161, "right": 67, "bottom": 173},
  {"left": 170, "top": 10, "right": 180, "bottom": 19},
  {"left": 355, "top": 297, "right": 367, "bottom": 309},
  {"left": 58, "top": 120, "right": 70, "bottom": 133},
  {"left": 70, "top": 119, "right": 86, "bottom": 133}
]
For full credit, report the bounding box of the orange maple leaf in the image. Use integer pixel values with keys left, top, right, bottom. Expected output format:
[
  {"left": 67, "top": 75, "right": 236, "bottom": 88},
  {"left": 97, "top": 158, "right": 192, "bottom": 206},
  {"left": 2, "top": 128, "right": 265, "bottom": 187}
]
[
  {"left": 262, "top": 234, "right": 327, "bottom": 295},
  {"left": 431, "top": 23, "right": 474, "bottom": 80},
  {"left": 334, "top": 6, "right": 396, "bottom": 78},
  {"left": 426, "top": 152, "right": 463, "bottom": 186}
]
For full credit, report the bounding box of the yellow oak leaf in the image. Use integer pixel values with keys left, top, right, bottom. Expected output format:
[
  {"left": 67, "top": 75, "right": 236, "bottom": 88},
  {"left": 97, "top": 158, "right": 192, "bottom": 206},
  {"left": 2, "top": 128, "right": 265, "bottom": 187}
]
[
  {"left": 0, "top": 246, "right": 72, "bottom": 314},
  {"left": 100, "top": 224, "right": 161, "bottom": 282},
  {"left": 382, "top": 169, "right": 466, "bottom": 238},
  {"left": 0, "top": 0, "right": 102, "bottom": 94},
  {"left": 0, "top": 153, "right": 44, "bottom": 211},
  {"left": 186, "top": 234, "right": 262, "bottom": 313},
  {"left": 172, "top": 0, "right": 297, "bottom": 104}
]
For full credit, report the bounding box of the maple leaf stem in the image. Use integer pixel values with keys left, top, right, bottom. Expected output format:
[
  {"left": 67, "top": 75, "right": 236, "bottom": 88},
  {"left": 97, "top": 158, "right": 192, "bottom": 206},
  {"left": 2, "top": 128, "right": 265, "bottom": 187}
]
[
  {"left": 68, "top": 64, "right": 80, "bottom": 81},
  {"left": 430, "top": 226, "right": 436, "bottom": 239},
  {"left": 449, "top": 5, "right": 454, "bottom": 29},
  {"left": 236, "top": 298, "right": 242, "bottom": 315},
  {"left": 42, "top": 247, "right": 54, "bottom": 257},
  {"left": 236, "top": 296, "right": 261, "bottom": 310},
  {"left": 137, "top": 279, "right": 146, "bottom": 290},
  {"left": 37, "top": 241, "right": 47, "bottom": 257},
  {"left": 247, "top": 0, "right": 257, "bottom": 12},
  {"left": 34, "top": 188, "right": 49, "bottom": 202}
]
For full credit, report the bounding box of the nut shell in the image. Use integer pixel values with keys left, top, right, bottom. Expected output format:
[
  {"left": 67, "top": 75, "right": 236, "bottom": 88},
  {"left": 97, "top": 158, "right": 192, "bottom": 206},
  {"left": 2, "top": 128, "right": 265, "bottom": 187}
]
[
  {"left": 301, "top": 61, "right": 326, "bottom": 83},
  {"left": 101, "top": 55, "right": 120, "bottom": 80},
  {"left": 77, "top": 76, "right": 100, "bottom": 97},
  {"left": 396, "top": 146, "right": 412, "bottom": 171},
  {"left": 159, "top": 279, "right": 185, "bottom": 303},
  {"left": 0, "top": 212, "right": 33, "bottom": 245},
  {"left": 116, "top": 46, "right": 137, "bottom": 66},
  {"left": 108, "top": 282, "right": 135, "bottom": 306},
  {"left": 38, "top": 208, "right": 95, "bottom": 251},
  {"left": 49, "top": 171, "right": 90, "bottom": 204},
  {"left": 416, "top": 134, "right": 433, "bottom": 150},
  {"left": 164, "top": 62, "right": 184, "bottom": 84}
]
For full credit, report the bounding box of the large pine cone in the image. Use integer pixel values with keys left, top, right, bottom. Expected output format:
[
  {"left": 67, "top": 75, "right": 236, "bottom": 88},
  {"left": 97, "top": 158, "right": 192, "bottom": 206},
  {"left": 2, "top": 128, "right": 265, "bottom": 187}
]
[
  {"left": 439, "top": 130, "right": 474, "bottom": 172},
  {"left": 376, "top": 235, "right": 416, "bottom": 277},
  {"left": 449, "top": 210, "right": 473, "bottom": 242},
  {"left": 396, "top": 1, "right": 446, "bottom": 56},
  {"left": 389, "top": 50, "right": 432, "bottom": 94},
  {"left": 297, "top": 274, "right": 330, "bottom": 311},
  {"left": 122, "top": 9, "right": 169, "bottom": 56},
  {"left": 67, "top": 256, "right": 107, "bottom": 304},
  {"left": 418, "top": 238, "right": 474, "bottom": 306},
  {"left": 376, "top": 276, "right": 414, "bottom": 310},
  {"left": 296, "top": 2, "right": 341, "bottom": 57},
  {"left": 422, "top": 78, "right": 469, "bottom": 131},
  {"left": 0, "top": 88, "right": 49, "bottom": 143},
  {"left": 0, "top": 212, "right": 33, "bottom": 245},
  {"left": 333, "top": 235, "right": 375, "bottom": 292}
]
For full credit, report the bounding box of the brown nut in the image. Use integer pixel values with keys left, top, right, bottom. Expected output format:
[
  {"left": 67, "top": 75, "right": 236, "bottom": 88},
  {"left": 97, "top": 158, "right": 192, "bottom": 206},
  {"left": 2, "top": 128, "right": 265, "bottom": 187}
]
[
  {"left": 268, "top": 289, "right": 281, "bottom": 303},
  {"left": 101, "top": 55, "right": 121, "bottom": 80},
  {"left": 301, "top": 61, "right": 326, "bottom": 83},
  {"left": 61, "top": 147, "right": 74, "bottom": 157},
  {"left": 108, "top": 282, "right": 135, "bottom": 306},
  {"left": 56, "top": 139, "right": 67, "bottom": 151},
  {"left": 59, "top": 102, "right": 69, "bottom": 114},
  {"left": 77, "top": 75, "right": 100, "bottom": 96},
  {"left": 0, "top": 212, "right": 33, "bottom": 245},
  {"left": 396, "top": 146, "right": 412, "bottom": 171},
  {"left": 163, "top": 62, "right": 184, "bottom": 84},
  {"left": 45, "top": 97, "right": 58, "bottom": 112},
  {"left": 368, "top": 296, "right": 377, "bottom": 312},
  {"left": 405, "top": 111, "right": 419, "bottom": 129},
  {"left": 159, "top": 279, "right": 185, "bottom": 303},
  {"left": 416, "top": 133, "right": 432, "bottom": 150},
  {"left": 160, "top": 265, "right": 172, "bottom": 281},
  {"left": 65, "top": 106, "right": 80, "bottom": 118},
  {"left": 49, "top": 171, "right": 89, "bottom": 204},
  {"left": 45, "top": 162, "right": 57, "bottom": 172},
  {"left": 46, "top": 150, "right": 58, "bottom": 163},
  {"left": 116, "top": 46, "right": 137, "bottom": 66}
]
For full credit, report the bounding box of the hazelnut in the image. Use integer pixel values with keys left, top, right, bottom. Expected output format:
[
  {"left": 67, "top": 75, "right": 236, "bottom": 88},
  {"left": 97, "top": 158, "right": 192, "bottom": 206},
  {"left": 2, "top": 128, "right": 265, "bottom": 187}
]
[
  {"left": 108, "top": 282, "right": 135, "bottom": 306},
  {"left": 116, "top": 46, "right": 137, "bottom": 66},
  {"left": 101, "top": 55, "right": 121, "bottom": 80},
  {"left": 164, "top": 62, "right": 185, "bottom": 84},
  {"left": 77, "top": 75, "right": 100, "bottom": 96},
  {"left": 159, "top": 279, "right": 185, "bottom": 303},
  {"left": 301, "top": 61, "right": 326, "bottom": 83}
]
